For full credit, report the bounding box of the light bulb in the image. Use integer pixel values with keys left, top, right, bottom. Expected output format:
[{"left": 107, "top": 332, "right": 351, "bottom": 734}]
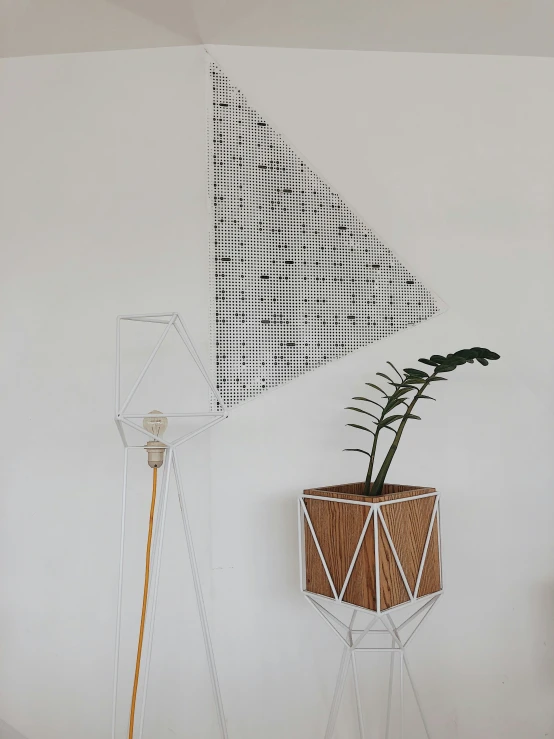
[
  {"left": 143, "top": 410, "right": 168, "bottom": 438},
  {"left": 143, "top": 410, "right": 168, "bottom": 468}
]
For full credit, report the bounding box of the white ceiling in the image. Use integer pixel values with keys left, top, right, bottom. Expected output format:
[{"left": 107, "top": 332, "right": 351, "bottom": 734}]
[{"left": 1, "top": 0, "right": 554, "bottom": 58}]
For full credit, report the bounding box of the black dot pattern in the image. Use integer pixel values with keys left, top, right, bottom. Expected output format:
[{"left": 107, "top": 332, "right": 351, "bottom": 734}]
[{"left": 208, "top": 62, "right": 440, "bottom": 409}]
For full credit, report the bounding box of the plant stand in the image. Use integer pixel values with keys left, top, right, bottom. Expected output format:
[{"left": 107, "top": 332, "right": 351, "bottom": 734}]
[{"left": 298, "top": 488, "right": 442, "bottom": 738}]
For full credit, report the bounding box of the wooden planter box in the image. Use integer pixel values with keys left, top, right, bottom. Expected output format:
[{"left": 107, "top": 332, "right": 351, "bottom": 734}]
[{"left": 300, "top": 483, "right": 442, "bottom": 613}]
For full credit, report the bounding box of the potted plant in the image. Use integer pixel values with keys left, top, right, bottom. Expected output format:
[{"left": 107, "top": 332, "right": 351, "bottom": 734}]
[{"left": 301, "top": 347, "right": 500, "bottom": 613}]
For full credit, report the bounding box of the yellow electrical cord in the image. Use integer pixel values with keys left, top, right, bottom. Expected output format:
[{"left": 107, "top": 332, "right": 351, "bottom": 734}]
[{"left": 129, "top": 465, "right": 158, "bottom": 739}]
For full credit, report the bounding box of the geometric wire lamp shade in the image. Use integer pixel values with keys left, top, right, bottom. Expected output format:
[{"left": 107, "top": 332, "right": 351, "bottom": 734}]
[
  {"left": 208, "top": 59, "right": 443, "bottom": 409},
  {"left": 298, "top": 485, "right": 443, "bottom": 739},
  {"left": 112, "top": 313, "right": 229, "bottom": 739}
]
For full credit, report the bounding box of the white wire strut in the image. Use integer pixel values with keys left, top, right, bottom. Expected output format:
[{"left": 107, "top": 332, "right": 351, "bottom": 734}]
[
  {"left": 112, "top": 313, "right": 230, "bottom": 739},
  {"left": 315, "top": 595, "right": 439, "bottom": 739}
]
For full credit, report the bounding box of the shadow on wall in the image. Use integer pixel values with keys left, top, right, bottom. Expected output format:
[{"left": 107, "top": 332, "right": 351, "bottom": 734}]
[{"left": 0, "top": 720, "right": 27, "bottom": 739}]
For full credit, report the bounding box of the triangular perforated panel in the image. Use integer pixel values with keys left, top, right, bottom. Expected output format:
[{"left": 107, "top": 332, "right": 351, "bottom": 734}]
[{"left": 208, "top": 61, "right": 442, "bottom": 408}]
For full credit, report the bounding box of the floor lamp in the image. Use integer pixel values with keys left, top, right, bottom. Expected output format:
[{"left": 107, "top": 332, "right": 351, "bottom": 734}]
[{"left": 112, "top": 312, "right": 229, "bottom": 739}]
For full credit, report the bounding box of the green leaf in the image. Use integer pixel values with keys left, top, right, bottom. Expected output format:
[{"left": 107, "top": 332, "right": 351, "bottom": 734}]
[
  {"left": 405, "top": 414, "right": 421, "bottom": 420},
  {"left": 394, "top": 386, "right": 416, "bottom": 397},
  {"left": 419, "top": 395, "right": 436, "bottom": 401},
  {"left": 380, "top": 425, "right": 398, "bottom": 433},
  {"left": 345, "top": 407, "right": 380, "bottom": 421},
  {"left": 347, "top": 423, "right": 375, "bottom": 435},
  {"left": 378, "top": 414, "right": 404, "bottom": 427},
  {"left": 418, "top": 358, "right": 439, "bottom": 367},
  {"left": 404, "top": 368, "right": 429, "bottom": 378},
  {"left": 376, "top": 372, "right": 396, "bottom": 385},
  {"left": 435, "top": 364, "right": 457, "bottom": 373},
  {"left": 343, "top": 448, "right": 371, "bottom": 457},
  {"left": 384, "top": 398, "right": 406, "bottom": 413},
  {"left": 430, "top": 355, "right": 446, "bottom": 363},
  {"left": 386, "top": 361, "right": 404, "bottom": 381},
  {"left": 404, "top": 378, "right": 427, "bottom": 385},
  {"left": 429, "top": 376, "right": 448, "bottom": 382},
  {"left": 476, "top": 357, "right": 489, "bottom": 366},
  {"left": 352, "top": 397, "right": 384, "bottom": 409},
  {"left": 366, "top": 383, "right": 389, "bottom": 397}
]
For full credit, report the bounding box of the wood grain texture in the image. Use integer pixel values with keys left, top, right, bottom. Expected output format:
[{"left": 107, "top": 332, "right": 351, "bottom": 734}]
[{"left": 303, "top": 482, "right": 441, "bottom": 612}]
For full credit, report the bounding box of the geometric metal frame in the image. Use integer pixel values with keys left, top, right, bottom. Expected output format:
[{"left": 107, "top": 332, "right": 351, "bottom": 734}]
[
  {"left": 299, "top": 492, "right": 442, "bottom": 613},
  {"left": 298, "top": 493, "right": 443, "bottom": 738},
  {"left": 111, "top": 313, "right": 229, "bottom": 739}
]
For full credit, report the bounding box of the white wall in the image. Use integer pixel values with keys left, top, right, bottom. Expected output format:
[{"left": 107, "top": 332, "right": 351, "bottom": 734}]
[
  {"left": 205, "top": 47, "right": 554, "bottom": 739},
  {"left": 1, "top": 44, "right": 553, "bottom": 739},
  {"left": 0, "top": 46, "right": 219, "bottom": 739}
]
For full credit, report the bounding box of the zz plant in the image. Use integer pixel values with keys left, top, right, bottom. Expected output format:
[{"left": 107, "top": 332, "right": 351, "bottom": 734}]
[{"left": 345, "top": 347, "right": 500, "bottom": 496}]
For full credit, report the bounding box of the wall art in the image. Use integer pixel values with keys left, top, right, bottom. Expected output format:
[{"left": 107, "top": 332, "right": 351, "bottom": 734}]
[{"left": 208, "top": 60, "right": 442, "bottom": 408}]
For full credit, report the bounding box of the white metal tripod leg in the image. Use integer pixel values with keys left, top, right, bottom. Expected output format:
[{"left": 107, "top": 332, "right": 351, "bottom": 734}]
[
  {"left": 172, "top": 453, "right": 230, "bottom": 739},
  {"left": 385, "top": 637, "right": 395, "bottom": 739},
  {"left": 351, "top": 652, "right": 366, "bottom": 739},
  {"left": 111, "top": 447, "right": 128, "bottom": 739},
  {"left": 137, "top": 449, "right": 173, "bottom": 739},
  {"left": 400, "top": 651, "right": 405, "bottom": 739},
  {"left": 404, "top": 655, "right": 432, "bottom": 739},
  {"left": 386, "top": 615, "right": 432, "bottom": 739}
]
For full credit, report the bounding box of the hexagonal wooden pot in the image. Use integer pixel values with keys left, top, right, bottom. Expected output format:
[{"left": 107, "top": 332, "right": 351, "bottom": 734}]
[{"left": 300, "top": 482, "right": 442, "bottom": 613}]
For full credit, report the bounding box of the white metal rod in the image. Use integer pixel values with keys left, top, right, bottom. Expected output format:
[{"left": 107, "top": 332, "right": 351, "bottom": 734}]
[
  {"left": 114, "top": 419, "right": 128, "bottom": 448},
  {"left": 355, "top": 648, "right": 402, "bottom": 653},
  {"left": 305, "top": 597, "right": 350, "bottom": 648},
  {"left": 378, "top": 508, "right": 414, "bottom": 601},
  {"left": 386, "top": 611, "right": 434, "bottom": 739},
  {"left": 374, "top": 509, "right": 381, "bottom": 614},
  {"left": 301, "top": 500, "right": 339, "bottom": 600},
  {"left": 414, "top": 501, "right": 439, "bottom": 598},
  {"left": 403, "top": 596, "right": 440, "bottom": 648},
  {"left": 137, "top": 449, "right": 173, "bottom": 739},
  {"left": 352, "top": 616, "right": 379, "bottom": 648},
  {"left": 436, "top": 503, "right": 443, "bottom": 590},
  {"left": 173, "top": 452, "right": 230, "bottom": 739},
  {"left": 121, "top": 318, "right": 172, "bottom": 324},
  {"left": 119, "top": 313, "right": 176, "bottom": 319},
  {"left": 119, "top": 315, "right": 176, "bottom": 415},
  {"left": 378, "top": 492, "right": 439, "bottom": 507},
  {"left": 338, "top": 508, "right": 374, "bottom": 602},
  {"left": 400, "top": 652, "right": 405, "bottom": 739},
  {"left": 111, "top": 447, "right": 128, "bottom": 739},
  {"left": 118, "top": 416, "right": 169, "bottom": 445},
  {"left": 324, "top": 647, "right": 351, "bottom": 739},
  {"left": 301, "top": 492, "right": 439, "bottom": 507},
  {"left": 174, "top": 315, "right": 225, "bottom": 409},
  {"left": 397, "top": 595, "right": 440, "bottom": 633},
  {"left": 306, "top": 596, "right": 351, "bottom": 634},
  {"left": 171, "top": 417, "right": 225, "bottom": 448},
  {"left": 298, "top": 499, "right": 305, "bottom": 592},
  {"left": 115, "top": 318, "right": 121, "bottom": 417},
  {"left": 351, "top": 652, "right": 366, "bottom": 739},
  {"left": 123, "top": 412, "right": 225, "bottom": 419},
  {"left": 404, "top": 654, "right": 432, "bottom": 739},
  {"left": 385, "top": 638, "right": 395, "bottom": 739},
  {"left": 380, "top": 615, "right": 403, "bottom": 650}
]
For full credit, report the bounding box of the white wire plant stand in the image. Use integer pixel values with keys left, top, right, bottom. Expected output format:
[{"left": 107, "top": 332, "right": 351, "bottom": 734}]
[
  {"left": 298, "top": 489, "right": 443, "bottom": 739},
  {"left": 112, "top": 312, "right": 229, "bottom": 739}
]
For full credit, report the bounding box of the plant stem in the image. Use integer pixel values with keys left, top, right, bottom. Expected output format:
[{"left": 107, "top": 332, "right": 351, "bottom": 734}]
[
  {"left": 364, "top": 431, "right": 380, "bottom": 496},
  {"left": 371, "top": 373, "right": 436, "bottom": 496}
]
